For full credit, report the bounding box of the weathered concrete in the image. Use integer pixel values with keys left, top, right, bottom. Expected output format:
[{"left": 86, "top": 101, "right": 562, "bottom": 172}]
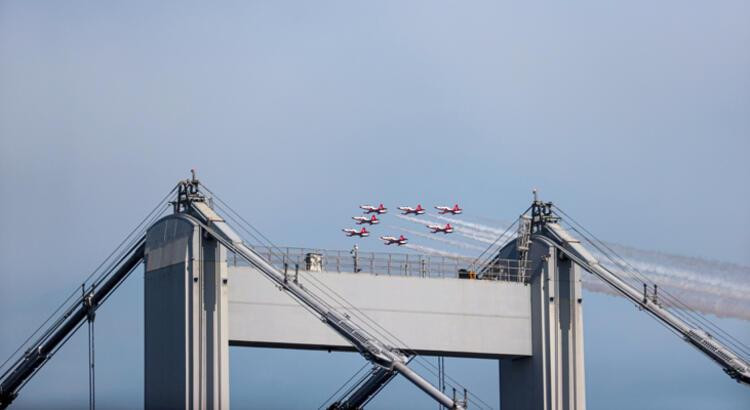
[
  {"left": 227, "top": 266, "right": 532, "bottom": 358},
  {"left": 500, "top": 238, "right": 587, "bottom": 410},
  {"left": 145, "top": 215, "right": 230, "bottom": 410},
  {"left": 143, "top": 214, "right": 585, "bottom": 410}
]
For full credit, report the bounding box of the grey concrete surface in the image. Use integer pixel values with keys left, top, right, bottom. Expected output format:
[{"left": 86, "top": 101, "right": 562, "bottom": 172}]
[{"left": 228, "top": 267, "right": 532, "bottom": 358}]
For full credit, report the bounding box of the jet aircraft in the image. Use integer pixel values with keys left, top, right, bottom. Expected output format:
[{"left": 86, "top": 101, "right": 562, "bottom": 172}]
[
  {"left": 342, "top": 227, "right": 370, "bottom": 237},
  {"left": 352, "top": 215, "right": 380, "bottom": 225},
  {"left": 360, "top": 204, "right": 387, "bottom": 214},
  {"left": 435, "top": 204, "right": 462, "bottom": 215},
  {"left": 427, "top": 223, "right": 454, "bottom": 234},
  {"left": 380, "top": 235, "right": 408, "bottom": 245},
  {"left": 397, "top": 204, "right": 425, "bottom": 215}
]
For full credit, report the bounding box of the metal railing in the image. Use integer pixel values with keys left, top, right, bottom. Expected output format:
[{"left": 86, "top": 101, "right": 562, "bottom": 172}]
[
  {"left": 475, "top": 258, "right": 530, "bottom": 282},
  {"left": 228, "top": 245, "right": 529, "bottom": 282}
]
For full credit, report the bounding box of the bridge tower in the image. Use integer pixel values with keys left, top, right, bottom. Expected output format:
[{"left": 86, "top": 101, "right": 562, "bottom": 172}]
[
  {"left": 143, "top": 178, "right": 230, "bottom": 409},
  {"left": 499, "top": 201, "right": 586, "bottom": 410}
]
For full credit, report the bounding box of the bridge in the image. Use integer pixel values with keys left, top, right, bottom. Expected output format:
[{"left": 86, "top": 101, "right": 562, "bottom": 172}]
[{"left": 1, "top": 174, "right": 748, "bottom": 409}]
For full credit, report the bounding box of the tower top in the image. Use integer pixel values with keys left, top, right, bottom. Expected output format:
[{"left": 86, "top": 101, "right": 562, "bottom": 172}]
[{"left": 172, "top": 170, "right": 205, "bottom": 213}]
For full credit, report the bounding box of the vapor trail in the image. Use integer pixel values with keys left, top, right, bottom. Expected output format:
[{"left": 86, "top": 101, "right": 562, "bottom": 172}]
[
  {"left": 396, "top": 214, "right": 498, "bottom": 244},
  {"left": 392, "top": 226, "right": 486, "bottom": 251},
  {"left": 430, "top": 213, "right": 511, "bottom": 237},
  {"left": 435, "top": 214, "right": 750, "bottom": 320},
  {"left": 401, "top": 212, "right": 750, "bottom": 320},
  {"left": 403, "top": 244, "right": 468, "bottom": 258}
]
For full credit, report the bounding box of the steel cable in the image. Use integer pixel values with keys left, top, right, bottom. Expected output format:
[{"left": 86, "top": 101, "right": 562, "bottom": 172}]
[
  {"left": 201, "top": 184, "right": 493, "bottom": 409},
  {"left": 552, "top": 205, "right": 750, "bottom": 361},
  {"left": 0, "top": 186, "right": 176, "bottom": 378}
]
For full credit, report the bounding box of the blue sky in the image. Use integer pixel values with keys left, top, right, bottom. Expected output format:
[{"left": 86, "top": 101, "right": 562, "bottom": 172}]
[{"left": 1, "top": 1, "right": 749, "bottom": 408}]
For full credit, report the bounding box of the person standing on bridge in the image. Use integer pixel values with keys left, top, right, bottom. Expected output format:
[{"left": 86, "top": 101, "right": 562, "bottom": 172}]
[{"left": 351, "top": 244, "right": 361, "bottom": 273}]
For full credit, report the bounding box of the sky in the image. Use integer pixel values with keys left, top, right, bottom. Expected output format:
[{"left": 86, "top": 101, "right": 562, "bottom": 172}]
[{"left": 1, "top": 1, "right": 749, "bottom": 408}]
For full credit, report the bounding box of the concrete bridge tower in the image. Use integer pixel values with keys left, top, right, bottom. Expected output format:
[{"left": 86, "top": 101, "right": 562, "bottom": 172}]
[
  {"left": 499, "top": 236, "right": 587, "bottom": 410},
  {"left": 139, "top": 179, "right": 585, "bottom": 410},
  {"left": 143, "top": 209, "right": 230, "bottom": 409}
]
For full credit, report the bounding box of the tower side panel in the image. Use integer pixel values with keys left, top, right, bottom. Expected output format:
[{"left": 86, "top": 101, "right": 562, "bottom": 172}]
[
  {"left": 558, "top": 259, "right": 586, "bottom": 410},
  {"left": 145, "top": 261, "right": 190, "bottom": 407},
  {"left": 144, "top": 215, "right": 230, "bottom": 410},
  {"left": 500, "top": 238, "right": 586, "bottom": 410},
  {"left": 201, "top": 236, "right": 230, "bottom": 410},
  {"left": 145, "top": 217, "right": 195, "bottom": 409}
]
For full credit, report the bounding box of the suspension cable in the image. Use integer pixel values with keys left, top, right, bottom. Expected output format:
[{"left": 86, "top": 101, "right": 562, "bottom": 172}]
[
  {"left": 552, "top": 205, "right": 750, "bottom": 360},
  {"left": 470, "top": 213, "right": 524, "bottom": 269},
  {"left": 201, "top": 184, "right": 493, "bottom": 410},
  {"left": 0, "top": 185, "right": 174, "bottom": 394},
  {"left": 316, "top": 363, "right": 370, "bottom": 409},
  {"left": 215, "top": 208, "right": 492, "bottom": 409},
  {"left": 558, "top": 216, "right": 750, "bottom": 360},
  {"left": 560, "top": 219, "right": 750, "bottom": 360}
]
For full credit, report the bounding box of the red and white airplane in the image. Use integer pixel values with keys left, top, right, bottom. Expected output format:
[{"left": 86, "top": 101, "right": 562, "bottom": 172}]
[
  {"left": 360, "top": 204, "right": 387, "bottom": 214},
  {"left": 427, "top": 223, "right": 454, "bottom": 234},
  {"left": 352, "top": 215, "right": 380, "bottom": 225},
  {"left": 380, "top": 235, "right": 408, "bottom": 246},
  {"left": 435, "top": 204, "right": 462, "bottom": 215},
  {"left": 342, "top": 227, "right": 370, "bottom": 237},
  {"left": 397, "top": 204, "right": 425, "bottom": 215}
]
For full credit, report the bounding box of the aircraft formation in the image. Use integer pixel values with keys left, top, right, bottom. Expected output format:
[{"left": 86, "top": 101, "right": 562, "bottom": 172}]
[{"left": 341, "top": 203, "right": 462, "bottom": 246}]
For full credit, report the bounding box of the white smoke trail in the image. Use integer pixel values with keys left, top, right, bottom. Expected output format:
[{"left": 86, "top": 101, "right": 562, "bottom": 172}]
[
  {"left": 403, "top": 244, "right": 468, "bottom": 258},
  {"left": 396, "top": 214, "right": 498, "bottom": 244},
  {"left": 582, "top": 261, "right": 750, "bottom": 320},
  {"left": 442, "top": 214, "right": 750, "bottom": 320},
  {"left": 430, "top": 214, "right": 516, "bottom": 245},
  {"left": 430, "top": 213, "right": 511, "bottom": 237},
  {"left": 454, "top": 230, "right": 496, "bottom": 244},
  {"left": 400, "top": 212, "right": 750, "bottom": 320},
  {"left": 393, "top": 226, "right": 486, "bottom": 251},
  {"left": 395, "top": 214, "right": 441, "bottom": 227}
]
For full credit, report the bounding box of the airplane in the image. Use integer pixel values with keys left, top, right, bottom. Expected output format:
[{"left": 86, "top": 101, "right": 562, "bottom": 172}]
[
  {"left": 397, "top": 204, "right": 425, "bottom": 215},
  {"left": 380, "top": 235, "right": 408, "bottom": 246},
  {"left": 427, "top": 223, "right": 454, "bottom": 234},
  {"left": 360, "top": 203, "right": 387, "bottom": 214},
  {"left": 352, "top": 215, "right": 380, "bottom": 225},
  {"left": 342, "top": 227, "right": 370, "bottom": 237},
  {"left": 435, "top": 204, "right": 462, "bottom": 215}
]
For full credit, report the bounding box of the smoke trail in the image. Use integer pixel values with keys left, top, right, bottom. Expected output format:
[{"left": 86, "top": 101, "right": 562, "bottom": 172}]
[
  {"left": 429, "top": 213, "right": 516, "bottom": 245},
  {"left": 392, "top": 226, "right": 486, "bottom": 251},
  {"left": 400, "top": 211, "right": 750, "bottom": 320},
  {"left": 403, "top": 244, "right": 468, "bottom": 258},
  {"left": 449, "top": 213, "right": 750, "bottom": 296},
  {"left": 581, "top": 261, "right": 750, "bottom": 320},
  {"left": 430, "top": 213, "right": 511, "bottom": 237},
  {"left": 396, "top": 214, "right": 442, "bottom": 227},
  {"left": 454, "top": 230, "right": 497, "bottom": 244},
  {"left": 446, "top": 214, "right": 750, "bottom": 320},
  {"left": 396, "top": 214, "right": 498, "bottom": 244}
]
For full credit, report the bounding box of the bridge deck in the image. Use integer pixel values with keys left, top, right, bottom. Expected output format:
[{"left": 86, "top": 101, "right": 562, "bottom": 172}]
[{"left": 228, "top": 266, "right": 532, "bottom": 358}]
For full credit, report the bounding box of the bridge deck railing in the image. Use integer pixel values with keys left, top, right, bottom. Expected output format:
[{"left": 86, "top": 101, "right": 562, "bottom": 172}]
[{"left": 228, "top": 246, "right": 529, "bottom": 282}]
